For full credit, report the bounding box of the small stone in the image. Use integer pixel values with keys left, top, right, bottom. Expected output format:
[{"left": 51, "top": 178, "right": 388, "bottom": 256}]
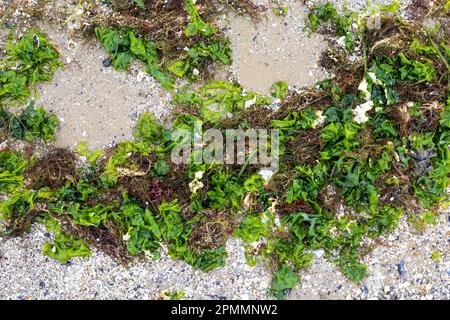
[
  {"left": 137, "top": 71, "right": 146, "bottom": 82},
  {"left": 397, "top": 261, "right": 406, "bottom": 276},
  {"left": 283, "top": 288, "right": 292, "bottom": 298},
  {"left": 102, "top": 58, "right": 112, "bottom": 68},
  {"left": 39, "top": 281, "right": 45, "bottom": 289},
  {"left": 130, "top": 111, "right": 138, "bottom": 121},
  {"left": 361, "top": 286, "right": 369, "bottom": 294}
]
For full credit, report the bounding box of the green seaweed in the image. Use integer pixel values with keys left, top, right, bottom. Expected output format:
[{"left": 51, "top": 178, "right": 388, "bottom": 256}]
[
  {"left": 96, "top": 27, "right": 175, "bottom": 91},
  {"left": 1, "top": 1, "right": 449, "bottom": 301},
  {"left": 184, "top": 0, "right": 217, "bottom": 37},
  {"left": 0, "top": 102, "right": 59, "bottom": 141},
  {"left": 0, "top": 30, "right": 62, "bottom": 105}
]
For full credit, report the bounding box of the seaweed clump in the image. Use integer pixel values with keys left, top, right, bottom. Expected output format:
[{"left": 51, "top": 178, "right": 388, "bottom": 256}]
[
  {"left": 188, "top": 212, "right": 233, "bottom": 251},
  {"left": 1, "top": 0, "right": 450, "bottom": 301},
  {"left": 27, "top": 148, "right": 78, "bottom": 190},
  {"left": 56, "top": 215, "right": 132, "bottom": 264},
  {"left": 88, "top": 0, "right": 259, "bottom": 85},
  {"left": 96, "top": 0, "right": 261, "bottom": 47}
]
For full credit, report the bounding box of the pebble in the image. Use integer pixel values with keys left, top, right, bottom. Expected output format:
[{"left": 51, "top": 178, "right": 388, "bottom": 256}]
[
  {"left": 102, "top": 58, "right": 112, "bottom": 68},
  {"left": 361, "top": 286, "right": 369, "bottom": 294},
  {"left": 397, "top": 261, "right": 406, "bottom": 276}
]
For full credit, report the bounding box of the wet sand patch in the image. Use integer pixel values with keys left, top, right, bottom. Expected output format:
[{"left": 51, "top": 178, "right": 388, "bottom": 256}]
[
  {"left": 35, "top": 23, "right": 172, "bottom": 150},
  {"left": 224, "top": 0, "right": 327, "bottom": 94}
]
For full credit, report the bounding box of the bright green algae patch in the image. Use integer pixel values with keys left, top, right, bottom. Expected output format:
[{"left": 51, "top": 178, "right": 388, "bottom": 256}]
[
  {"left": 0, "top": 30, "right": 62, "bottom": 105},
  {"left": 95, "top": 27, "right": 232, "bottom": 91},
  {"left": 0, "top": 30, "right": 62, "bottom": 141},
  {"left": 1, "top": 1, "right": 450, "bottom": 300}
]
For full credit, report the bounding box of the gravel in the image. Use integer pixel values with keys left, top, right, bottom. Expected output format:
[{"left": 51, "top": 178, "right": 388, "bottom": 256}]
[
  {"left": 0, "top": 224, "right": 272, "bottom": 300},
  {"left": 291, "top": 216, "right": 449, "bottom": 300},
  {"left": 0, "top": 0, "right": 448, "bottom": 300},
  {"left": 0, "top": 214, "right": 448, "bottom": 300}
]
